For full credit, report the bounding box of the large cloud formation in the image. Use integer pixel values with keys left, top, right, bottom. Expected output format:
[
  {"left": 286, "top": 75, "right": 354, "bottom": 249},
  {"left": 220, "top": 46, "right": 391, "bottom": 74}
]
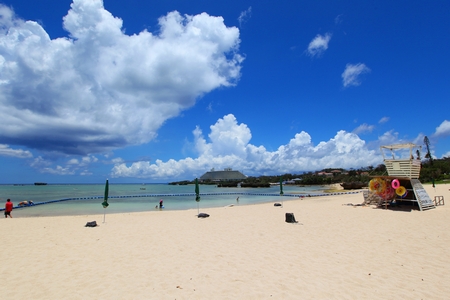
[
  {"left": 0, "top": 0, "right": 243, "bottom": 155},
  {"left": 111, "top": 114, "right": 381, "bottom": 180}
]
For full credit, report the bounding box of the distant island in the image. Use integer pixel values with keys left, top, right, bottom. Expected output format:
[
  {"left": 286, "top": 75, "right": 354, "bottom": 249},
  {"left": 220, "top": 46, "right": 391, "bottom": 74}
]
[{"left": 34, "top": 182, "right": 48, "bottom": 185}]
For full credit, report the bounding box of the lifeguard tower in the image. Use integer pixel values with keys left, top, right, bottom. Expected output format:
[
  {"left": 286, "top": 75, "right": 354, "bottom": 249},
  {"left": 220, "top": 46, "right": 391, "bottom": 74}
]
[
  {"left": 381, "top": 143, "right": 422, "bottom": 179},
  {"left": 368, "top": 143, "right": 434, "bottom": 211}
]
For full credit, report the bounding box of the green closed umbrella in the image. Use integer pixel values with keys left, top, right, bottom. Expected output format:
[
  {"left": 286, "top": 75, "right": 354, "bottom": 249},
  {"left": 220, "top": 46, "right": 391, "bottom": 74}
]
[
  {"left": 102, "top": 179, "right": 109, "bottom": 223},
  {"left": 280, "top": 177, "right": 284, "bottom": 207},
  {"left": 195, "top": 178, "right": 201, "bottom": 214},
  {"left": 280, "top": 177, "right": 284, "bottom": 195}
]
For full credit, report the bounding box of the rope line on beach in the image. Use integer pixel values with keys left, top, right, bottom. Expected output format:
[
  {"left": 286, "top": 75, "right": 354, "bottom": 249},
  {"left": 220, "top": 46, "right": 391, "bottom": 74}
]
[{"left": 1, "top": 190, "right": 363, "bottom": 210}]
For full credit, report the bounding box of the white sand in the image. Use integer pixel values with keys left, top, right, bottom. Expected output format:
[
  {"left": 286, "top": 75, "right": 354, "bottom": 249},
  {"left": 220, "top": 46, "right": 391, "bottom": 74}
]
[{"left": 1, "top": 184, "right": 449, "bottom": 299}]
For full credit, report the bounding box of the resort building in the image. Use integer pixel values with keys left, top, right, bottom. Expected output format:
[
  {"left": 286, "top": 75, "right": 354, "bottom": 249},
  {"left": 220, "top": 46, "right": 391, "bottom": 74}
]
[
  {"left": 200, "top": 168, "right": 247, "bottom": 182},
  {"left": 316, "top": 171, "right": 333, "bottom": 177}
]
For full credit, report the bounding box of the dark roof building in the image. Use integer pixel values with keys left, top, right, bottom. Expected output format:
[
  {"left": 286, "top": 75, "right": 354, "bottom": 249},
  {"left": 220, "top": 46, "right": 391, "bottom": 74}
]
[{"left": 200, "top": 168, "right": 247, "bottom": 181}]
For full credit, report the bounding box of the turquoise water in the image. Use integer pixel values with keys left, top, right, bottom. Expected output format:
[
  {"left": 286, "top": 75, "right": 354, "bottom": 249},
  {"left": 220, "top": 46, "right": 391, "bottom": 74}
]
[{"left": 0, "top": 183, "right": 328, "bottom": 217}]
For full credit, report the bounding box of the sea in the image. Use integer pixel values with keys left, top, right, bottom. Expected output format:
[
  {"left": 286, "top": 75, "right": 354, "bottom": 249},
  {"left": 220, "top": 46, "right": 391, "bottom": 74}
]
[{"left": 0, "top": 183, "right": 330, "bottom": 217}]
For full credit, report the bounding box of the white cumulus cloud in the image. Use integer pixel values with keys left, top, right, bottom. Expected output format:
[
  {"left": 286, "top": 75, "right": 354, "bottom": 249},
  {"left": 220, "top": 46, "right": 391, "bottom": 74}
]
[
  {"left": 0, "top": 0, "right": 243, "bottom": 156},
  {"left": 111, "top": 114, "right": 381, "bottom": 180},
  {"left": 0, "top": 144, "right": 33, "bottom": 158},
  {"left": 342, "top": 63, "right": 371, "bottom": 87},
  {"left": 433, "top": 120, "right": 450, "bottom": 137},
  {"left": 306, "top": 33, "right": 332, "bottom": 57}
]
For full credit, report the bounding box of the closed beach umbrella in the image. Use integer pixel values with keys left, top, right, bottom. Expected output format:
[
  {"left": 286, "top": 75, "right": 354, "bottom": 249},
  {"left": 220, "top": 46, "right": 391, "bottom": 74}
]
[
  {"left": 102, "top": 179, "right": 109, "bottom": 223},
  {"left": 195, "top": 178, "right": 200, "bottom": 202},
  {"left": 102, "top": 179, "right": 109, "bottom": 208},
  {"left": 280, "top": 177, "right": 284, "bottom": 195},
  {"left": 195, "top": 178, "right": 201, "bottom": 215},
  {"left": 280, "top": 177, "right": 284, "bottom": 207}
]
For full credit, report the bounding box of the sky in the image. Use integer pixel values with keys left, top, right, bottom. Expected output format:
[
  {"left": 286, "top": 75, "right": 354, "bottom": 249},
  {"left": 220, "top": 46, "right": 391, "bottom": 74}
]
[{"left": 0, "top": 0, "right": 449, "bottom": 184}]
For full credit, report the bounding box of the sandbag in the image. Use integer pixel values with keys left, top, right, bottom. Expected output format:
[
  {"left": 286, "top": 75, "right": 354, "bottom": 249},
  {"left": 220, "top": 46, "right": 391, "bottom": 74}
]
[
  {"left": 285, "top": 213, "right": 298, "bottom": 223},
  {"left": 85, "top": 221, "right": 98, "bottom": 227}
]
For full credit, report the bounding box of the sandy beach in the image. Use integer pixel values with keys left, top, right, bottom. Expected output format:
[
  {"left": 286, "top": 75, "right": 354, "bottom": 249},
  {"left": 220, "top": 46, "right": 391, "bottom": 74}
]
[{"left": 1, "top": 184, "right": 449, "bottom": 299}]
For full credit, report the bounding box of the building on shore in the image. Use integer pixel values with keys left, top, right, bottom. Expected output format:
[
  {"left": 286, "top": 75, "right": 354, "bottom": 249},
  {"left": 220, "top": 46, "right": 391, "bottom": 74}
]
[{"left": 200, "top": 168, "right": 247, "bottom": 182}]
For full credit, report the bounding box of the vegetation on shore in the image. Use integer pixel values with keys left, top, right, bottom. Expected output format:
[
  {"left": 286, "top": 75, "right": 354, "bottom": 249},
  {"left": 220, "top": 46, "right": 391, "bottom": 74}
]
[{"left": 168, "top": 157, "right": 450, "bottom": 187}]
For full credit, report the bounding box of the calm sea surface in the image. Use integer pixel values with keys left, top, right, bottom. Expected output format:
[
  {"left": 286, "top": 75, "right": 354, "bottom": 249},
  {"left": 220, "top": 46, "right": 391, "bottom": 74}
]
[{"left": 0, "top": 183, "right": 328, "bottom": 217}]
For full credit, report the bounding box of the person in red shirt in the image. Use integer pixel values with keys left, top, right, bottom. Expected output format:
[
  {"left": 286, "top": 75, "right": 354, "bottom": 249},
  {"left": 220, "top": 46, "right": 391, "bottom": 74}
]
[{"left": 4, "top": 199, "right": 13, "bottom": 218}]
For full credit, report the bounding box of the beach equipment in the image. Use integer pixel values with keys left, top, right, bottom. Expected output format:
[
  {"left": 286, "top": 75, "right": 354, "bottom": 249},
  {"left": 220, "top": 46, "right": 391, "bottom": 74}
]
[
  {"left": 102, "top": 179, "right": 109, "bottom": 223},
  {"left": 395, "top": 186, "right": 406, "bottom": 196},
  {"left": 195, "top": 178, "right": 201, "bottom": 215},
  {"left": 85, "top": 221, "right": 98, "bottom": 227},
  {"left": 395, "top": 186, "right": 408, "bottom": 198},
  {"left": 381, "top": 184, "right": 395, "bottom": 200},
  {"left": 369, "top": 178, "right": 386, "bottom": 194},
  {"left": 285, "top": 213, "right": 298, "bottom": 223},
  {"left": 391, "top": 179, "right": 400, "bottom": 189},
  {"left": 279, "top": 177, "right": 284, "bottom": 195},
  {"left": 102, "top": 179, "right": 109, "bottom": 208},
  {"left": 279, "top": 176, "right": 284, "bottom": 207}
]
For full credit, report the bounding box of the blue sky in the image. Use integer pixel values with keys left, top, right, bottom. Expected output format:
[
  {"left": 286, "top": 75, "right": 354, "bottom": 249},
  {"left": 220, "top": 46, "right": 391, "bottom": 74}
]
[{"left": 0, "top": 0, "right": 449, "bottom": 184}]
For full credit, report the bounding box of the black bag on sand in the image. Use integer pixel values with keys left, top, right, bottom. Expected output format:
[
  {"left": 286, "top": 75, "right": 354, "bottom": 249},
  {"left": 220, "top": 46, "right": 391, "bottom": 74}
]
[
  {"left": 85, "top": 221, "right": 98, "bottom": 227},
  {"left": 285, "top": 213, "right": 298, "bottom": 223},
  {"left": 274, "top": 203, "right": 282, "bottom": 207},
  {"left": 197, "top": 213, "right": 210, "bottom": 218}
]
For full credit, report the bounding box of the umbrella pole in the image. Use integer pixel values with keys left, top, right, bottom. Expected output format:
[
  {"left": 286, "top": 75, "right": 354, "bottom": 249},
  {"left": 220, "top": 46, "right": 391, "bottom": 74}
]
[
  {"left": 197, "top": 202, "right": 199, "bottom": 215},
  {"left": 103, "top": 209, "right": 106, "bottom": 223}
]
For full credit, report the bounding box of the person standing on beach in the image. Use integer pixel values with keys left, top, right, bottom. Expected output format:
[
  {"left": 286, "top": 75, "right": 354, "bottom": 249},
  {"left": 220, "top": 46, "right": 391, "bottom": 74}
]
[
  {"left": 4, "top": 199, "right": 13, "bottom": 218},
  {"left": 159, "top": 199, "right": 163, "bottom": 209}
]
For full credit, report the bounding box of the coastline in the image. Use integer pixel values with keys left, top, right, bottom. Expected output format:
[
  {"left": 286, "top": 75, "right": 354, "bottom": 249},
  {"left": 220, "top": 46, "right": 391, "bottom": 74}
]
[
  {"left": 0, "top": 183, "right": 356, "bottom": 218},
  {"left": 1, "top": 184, "right": 449, "bottom": 299}
]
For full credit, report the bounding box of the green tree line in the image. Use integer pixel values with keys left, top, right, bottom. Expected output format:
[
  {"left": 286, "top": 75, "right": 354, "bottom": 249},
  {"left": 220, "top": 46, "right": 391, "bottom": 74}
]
[{"left": 170, "top": 157, "right": 449, "bottom": 186}]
